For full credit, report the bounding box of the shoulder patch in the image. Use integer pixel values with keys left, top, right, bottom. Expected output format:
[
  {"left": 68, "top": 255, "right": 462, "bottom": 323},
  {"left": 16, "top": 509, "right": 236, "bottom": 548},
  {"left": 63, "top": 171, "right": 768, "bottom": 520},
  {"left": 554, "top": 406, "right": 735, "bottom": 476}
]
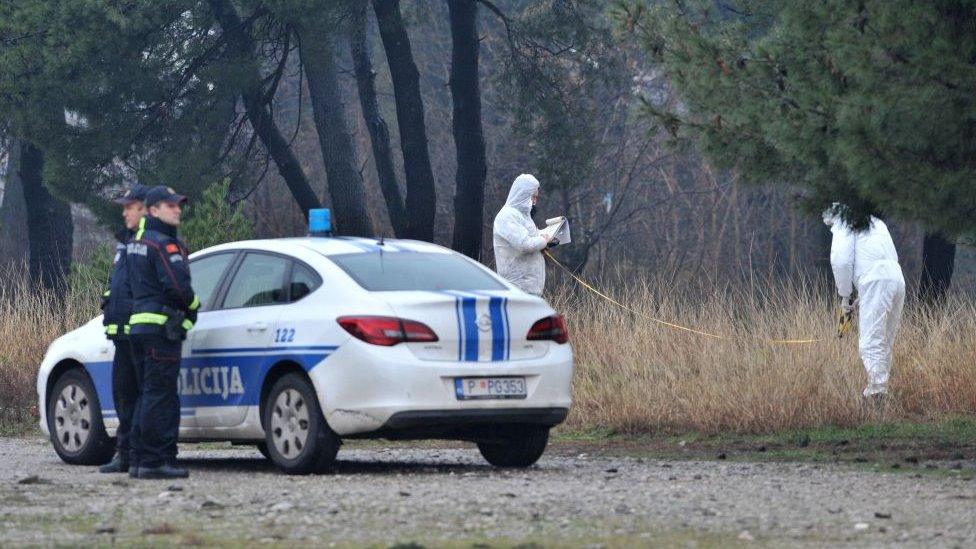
[{"left": 165, "top": 243, "right": 180, "bottom": 254}]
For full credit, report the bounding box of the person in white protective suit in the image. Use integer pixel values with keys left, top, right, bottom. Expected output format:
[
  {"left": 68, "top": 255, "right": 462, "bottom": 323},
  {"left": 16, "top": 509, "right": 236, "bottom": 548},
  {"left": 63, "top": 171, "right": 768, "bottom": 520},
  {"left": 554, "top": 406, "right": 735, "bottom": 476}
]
[
  {"left": 823, "top": 205, "right": 906, "bottom": 398},
  {"left": 492, "top": 174, "right": 553, "bottom": 295}
]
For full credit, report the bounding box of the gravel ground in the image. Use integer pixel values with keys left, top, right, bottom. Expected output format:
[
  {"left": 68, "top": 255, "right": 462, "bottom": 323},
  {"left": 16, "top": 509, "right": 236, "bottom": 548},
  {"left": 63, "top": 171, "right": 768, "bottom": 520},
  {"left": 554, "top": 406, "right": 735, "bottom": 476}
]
[{"left": 1, "top": 436, "right": 975, "bottom": 548}]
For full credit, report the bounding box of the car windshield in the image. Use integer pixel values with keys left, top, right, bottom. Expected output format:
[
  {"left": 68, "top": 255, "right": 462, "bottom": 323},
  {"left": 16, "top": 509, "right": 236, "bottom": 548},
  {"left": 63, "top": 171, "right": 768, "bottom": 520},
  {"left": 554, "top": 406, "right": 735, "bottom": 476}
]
[{"left": 329, "top": 252, "right": 507, "bottom": 292}]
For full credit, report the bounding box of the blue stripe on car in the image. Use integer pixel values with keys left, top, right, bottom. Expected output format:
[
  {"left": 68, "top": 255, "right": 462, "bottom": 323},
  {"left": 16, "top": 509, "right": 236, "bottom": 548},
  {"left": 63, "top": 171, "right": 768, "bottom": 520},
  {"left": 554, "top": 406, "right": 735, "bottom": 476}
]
[
  {"left": 461, "top": 296, "right": 479, "bottom": 361},
  {"left": 83, "top": 348, "right": 336, "bottom": 415},
  {"left": 503, "top": 296, "right": 511, "bottom": 360},
  {"left": 489, "top": 296, "right": 505, "bottom": 361},
  {"left": 454, "top": 296, "right": 464, "bottom": 360},
  {"left": 191, "top": 346, "right": 338, "bottom": 354}
]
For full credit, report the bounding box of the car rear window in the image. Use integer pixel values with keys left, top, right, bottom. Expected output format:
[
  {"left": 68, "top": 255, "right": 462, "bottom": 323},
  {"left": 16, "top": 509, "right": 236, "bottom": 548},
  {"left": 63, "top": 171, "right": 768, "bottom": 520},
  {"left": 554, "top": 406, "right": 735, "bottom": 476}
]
[{"left": 329, "top": 252, "right": 506, "bottom": 291}]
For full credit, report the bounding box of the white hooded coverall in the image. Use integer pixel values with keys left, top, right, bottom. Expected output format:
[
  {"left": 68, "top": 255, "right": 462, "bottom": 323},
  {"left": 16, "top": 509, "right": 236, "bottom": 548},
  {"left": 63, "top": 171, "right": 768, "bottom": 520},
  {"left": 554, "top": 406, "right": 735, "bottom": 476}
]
[
  {"left": 826, "top": 214, "right": 906, "bottom": 396},
  {"left": 493, "top": 174, "right": 547, "bottom": 295}
]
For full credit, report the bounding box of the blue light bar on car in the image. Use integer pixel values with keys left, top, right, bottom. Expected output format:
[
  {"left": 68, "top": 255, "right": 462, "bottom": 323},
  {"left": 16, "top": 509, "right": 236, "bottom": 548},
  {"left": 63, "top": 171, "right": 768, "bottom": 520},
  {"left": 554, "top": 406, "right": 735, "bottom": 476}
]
[{"left": 309, "top": 208, "right": 332, "bottom": 237}]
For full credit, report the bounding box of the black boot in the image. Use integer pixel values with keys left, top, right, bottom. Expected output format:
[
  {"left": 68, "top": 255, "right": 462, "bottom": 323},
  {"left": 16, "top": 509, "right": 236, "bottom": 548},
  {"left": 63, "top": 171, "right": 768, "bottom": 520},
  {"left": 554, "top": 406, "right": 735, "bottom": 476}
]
[
  {"left": 98, "top": 453, "right": 129, "bottom": 474},
  {"left": 128, "top": 464, "right": 140, "bottom": 478},
  {"left": 138, "top": 464, "right": 189, "bottom": 479}
]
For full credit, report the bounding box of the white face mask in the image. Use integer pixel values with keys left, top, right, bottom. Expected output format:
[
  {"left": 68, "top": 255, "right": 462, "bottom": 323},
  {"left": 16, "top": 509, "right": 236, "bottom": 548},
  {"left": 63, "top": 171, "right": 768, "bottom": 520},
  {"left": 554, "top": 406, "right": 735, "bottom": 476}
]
[{"left": 822, "top": 202, "right": 841, "bottom": 227}]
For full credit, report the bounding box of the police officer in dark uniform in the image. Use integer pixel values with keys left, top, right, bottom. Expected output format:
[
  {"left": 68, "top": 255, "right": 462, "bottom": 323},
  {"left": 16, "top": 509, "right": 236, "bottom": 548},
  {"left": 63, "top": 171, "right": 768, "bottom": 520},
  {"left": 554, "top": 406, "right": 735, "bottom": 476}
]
[
  {"left": 127, "top": 186, "right": 198, "bottom": 479},
  {"left": 98, "top": 184, "right": 149, "bottom": 474}
]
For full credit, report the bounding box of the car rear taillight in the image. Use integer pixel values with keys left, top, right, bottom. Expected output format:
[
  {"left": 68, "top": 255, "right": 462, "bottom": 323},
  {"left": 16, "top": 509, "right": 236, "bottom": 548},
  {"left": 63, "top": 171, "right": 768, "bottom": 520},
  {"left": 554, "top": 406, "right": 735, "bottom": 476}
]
[
  {"left": 337, "top": 316, "right": 439, "bottom": 346},
  {"left": 526, "top": 314, "right": 569, "bottom": 344}
]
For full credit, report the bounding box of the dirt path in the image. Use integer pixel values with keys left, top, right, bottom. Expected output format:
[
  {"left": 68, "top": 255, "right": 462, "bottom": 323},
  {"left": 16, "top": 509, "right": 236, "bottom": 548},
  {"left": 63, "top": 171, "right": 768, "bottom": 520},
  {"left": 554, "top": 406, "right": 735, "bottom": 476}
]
[{"left": 1, "top": 436, "right": 974, "bottom": 547}]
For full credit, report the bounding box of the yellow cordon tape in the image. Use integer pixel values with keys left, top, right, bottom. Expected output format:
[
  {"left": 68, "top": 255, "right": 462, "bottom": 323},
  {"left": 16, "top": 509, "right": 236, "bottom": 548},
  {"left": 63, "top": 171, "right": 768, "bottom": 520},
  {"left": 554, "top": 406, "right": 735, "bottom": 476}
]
[{"left": 542, "top": 249, "right": 824, "bottom": 345}]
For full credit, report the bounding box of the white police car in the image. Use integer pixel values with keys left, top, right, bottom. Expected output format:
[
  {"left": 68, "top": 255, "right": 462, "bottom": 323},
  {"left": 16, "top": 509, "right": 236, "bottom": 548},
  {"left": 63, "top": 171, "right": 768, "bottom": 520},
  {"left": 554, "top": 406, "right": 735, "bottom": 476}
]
[{"left": 37, "top": 236, "right": 573, "bottom": 474}]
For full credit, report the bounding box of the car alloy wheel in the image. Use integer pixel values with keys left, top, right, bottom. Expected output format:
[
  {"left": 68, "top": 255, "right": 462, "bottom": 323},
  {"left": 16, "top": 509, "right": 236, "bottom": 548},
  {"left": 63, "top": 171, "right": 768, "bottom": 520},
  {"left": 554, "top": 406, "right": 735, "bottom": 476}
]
[
  {"left": 47, "top": 368, "right": 115, "bottom": 465},
  {"left": 262, "top": 372, "right": 340, "bottom": 474},
  {"left": 54, "top": 383, "right": 92, "bottom": 452},
  {"left": 270, "top": 388, "right": 310, "bottom": 460}
]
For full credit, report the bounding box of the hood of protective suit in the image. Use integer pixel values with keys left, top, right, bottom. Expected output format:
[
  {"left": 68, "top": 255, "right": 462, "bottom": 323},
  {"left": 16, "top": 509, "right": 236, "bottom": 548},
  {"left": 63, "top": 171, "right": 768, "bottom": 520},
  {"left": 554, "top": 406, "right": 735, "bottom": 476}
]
[
  {"left": 504, "top": 174, "right": 540, "bottom": 215},
  {"left": 822, "top": 202, "right": 841, "bottom": 227},
  {"left": 492, "top": 174, "right": 547, "bottom": 295}
]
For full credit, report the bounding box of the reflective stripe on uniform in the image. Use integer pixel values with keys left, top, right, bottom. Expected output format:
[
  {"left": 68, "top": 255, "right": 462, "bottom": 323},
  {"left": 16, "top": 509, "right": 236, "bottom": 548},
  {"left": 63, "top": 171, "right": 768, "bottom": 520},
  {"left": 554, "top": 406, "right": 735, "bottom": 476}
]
[
  {"left": 129, "top": 312, "right": 168, "bottom": 325},
  {"left": 135, "top": 216, "right": 146, "bottom": 241},
  {"left": 124, "top": 325, "right": 131, "bottom": 335},
  {"left": 105, "top": 324, "right": 119, "bottom": 335},
  {"left": 103, "top": 290, "right": 111, "bottom": 297},
  {"left": 189, "top": 295, "right": 200, "bottom": 311},
  {"left": 181, "top": 319, "right": 194, "bottom": 331}
]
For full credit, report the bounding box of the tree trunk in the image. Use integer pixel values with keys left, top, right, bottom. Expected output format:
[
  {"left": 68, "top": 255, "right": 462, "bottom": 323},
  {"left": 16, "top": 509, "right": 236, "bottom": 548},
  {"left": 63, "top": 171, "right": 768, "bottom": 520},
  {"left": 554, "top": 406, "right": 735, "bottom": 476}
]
[
  {"left": 372, "top": 0, "right": 437, "bottom": 241},
  {"left": 919, "top": 231, "right": 955, "bottom": 303},
  {"left": 209, "top": 0, "right": 321, "bottom": 219},
  {"left": 348, "top": 3, "right": 407, "bottom": 237},
  {"left": 296, "top": 26, "right": 375, "bottom": 236},
  {"left": 0, "top": 139, "right": 29, "bottom": 267},
  {"left": 447, "top": 0, "right": 487, "bottom": 259},
  {"left": 19, "top": 141, "right": 72, "bottom": 292}
]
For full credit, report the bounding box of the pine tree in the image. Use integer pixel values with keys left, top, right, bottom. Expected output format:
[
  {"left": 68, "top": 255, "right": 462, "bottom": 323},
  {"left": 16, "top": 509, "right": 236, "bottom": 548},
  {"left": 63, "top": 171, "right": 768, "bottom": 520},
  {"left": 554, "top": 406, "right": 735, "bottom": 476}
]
[{"left": 624, "top": 0, "right": 976, "bottom": 294}]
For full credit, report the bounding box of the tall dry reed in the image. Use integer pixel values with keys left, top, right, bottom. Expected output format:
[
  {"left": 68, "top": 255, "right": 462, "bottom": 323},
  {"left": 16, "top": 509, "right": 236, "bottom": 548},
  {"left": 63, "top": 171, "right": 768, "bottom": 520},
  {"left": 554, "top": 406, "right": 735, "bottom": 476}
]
[
  {"left": 551, "top": 273, "right": 976, "bottom": 434},
  {"left": 0, "top": 265, "right": 100, "bottom": 428},
  {"left": 2, "top": 264, "right": 974, "bottom": 435}
]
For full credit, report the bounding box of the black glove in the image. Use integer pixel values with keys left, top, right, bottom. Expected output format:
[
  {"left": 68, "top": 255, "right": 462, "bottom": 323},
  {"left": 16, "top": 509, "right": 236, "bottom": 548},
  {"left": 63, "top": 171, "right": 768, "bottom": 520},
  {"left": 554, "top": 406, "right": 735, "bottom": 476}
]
[
  {"left": 186, "top": 308, "right": 198, "bottom": 326},
  {"left": 99, "top": 292, "right": 109, "bottom": 311},
  {"left": 546, "top": 238, "right": 560, "bottom": 248}
]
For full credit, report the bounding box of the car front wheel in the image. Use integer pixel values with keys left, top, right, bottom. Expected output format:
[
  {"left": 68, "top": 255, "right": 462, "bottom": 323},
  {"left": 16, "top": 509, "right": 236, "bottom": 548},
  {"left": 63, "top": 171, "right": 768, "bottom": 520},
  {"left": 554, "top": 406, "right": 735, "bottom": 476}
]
[
  {"left": 477, "top": 426, "right": 550, "bottom": 468},
  {"left": 262, "top": 373, "right": 339, "bottom": 474},
  {"left": 47, "top": 368, "right": 115, "bottom": 465}
]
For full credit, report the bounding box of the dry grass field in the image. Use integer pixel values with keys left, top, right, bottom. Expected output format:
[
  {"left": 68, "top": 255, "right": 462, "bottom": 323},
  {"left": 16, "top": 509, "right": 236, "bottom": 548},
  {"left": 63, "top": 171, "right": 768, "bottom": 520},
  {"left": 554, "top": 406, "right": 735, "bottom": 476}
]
[
  {"left": 2, "top": 265, "right": 974, "bottom": 435},
  {"left": 0, "top": 266, "right": 101, "bottom": 431},
  {"left": 553, "top": 273, "right": 976, "bottom": 434}
]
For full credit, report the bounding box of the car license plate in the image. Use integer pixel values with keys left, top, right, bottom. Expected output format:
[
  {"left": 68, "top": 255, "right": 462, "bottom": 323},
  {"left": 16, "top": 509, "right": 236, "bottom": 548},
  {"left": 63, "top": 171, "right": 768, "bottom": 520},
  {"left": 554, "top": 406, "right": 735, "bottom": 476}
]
[{"left": 455, "top": 377, "right": 527, "bottom": 400}]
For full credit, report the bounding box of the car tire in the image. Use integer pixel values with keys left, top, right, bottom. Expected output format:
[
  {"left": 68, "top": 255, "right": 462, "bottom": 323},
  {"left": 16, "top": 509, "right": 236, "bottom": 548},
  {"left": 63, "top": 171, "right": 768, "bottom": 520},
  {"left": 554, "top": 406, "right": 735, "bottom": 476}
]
[
  {"left": 477, "top": 426, "right": 550, "bottom": 468},
  {"left": 262, "top": 373, "right": 339, "bottom": 475},
  {"left": 256, "top": 441, "right": 271, "bottom": 460},
  {"left": 47, "top": 368, "right": 115, "bottom": 466}
]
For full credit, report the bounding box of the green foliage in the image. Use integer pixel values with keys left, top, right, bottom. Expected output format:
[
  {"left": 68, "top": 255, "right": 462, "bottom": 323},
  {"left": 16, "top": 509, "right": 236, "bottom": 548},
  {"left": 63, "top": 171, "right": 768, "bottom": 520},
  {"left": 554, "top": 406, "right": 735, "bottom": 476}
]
[
  {"left": 0, "top": 0, "right": 258, "bottom": 225},
  {"left": 622, "top": 0, "right": 976, "bottom": 236},
  {"left": 180, "top": 179, "right": 254, "bottom": 253},
  {"left": 496, "top": 1, "right": 630, "bottom": 195}
]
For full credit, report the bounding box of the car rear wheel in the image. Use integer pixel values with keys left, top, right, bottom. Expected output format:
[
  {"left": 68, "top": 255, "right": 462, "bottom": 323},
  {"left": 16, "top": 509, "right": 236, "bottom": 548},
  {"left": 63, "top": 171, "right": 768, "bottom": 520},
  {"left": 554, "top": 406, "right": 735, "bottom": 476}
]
[
  {"left": 256, "top": 441, "right": 271, "bottom": 460},
  {"left": 262, "top": 373, "right": 339, "bottom": 474},
  {"left": 48, "top": 368, "right": 115, "bottom": 465},
  {"left": 477, "top": 426, "right": 550, "bottom": 468}
]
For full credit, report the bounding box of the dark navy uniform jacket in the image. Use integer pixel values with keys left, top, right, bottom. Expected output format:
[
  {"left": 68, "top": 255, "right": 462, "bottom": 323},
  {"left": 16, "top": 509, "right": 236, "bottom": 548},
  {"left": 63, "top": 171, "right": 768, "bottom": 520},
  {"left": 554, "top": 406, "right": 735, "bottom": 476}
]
[
  {"left": 127, "top": 216, "right": 199, "bottom": 335},
  {"left": 102, "top": 229, "right": 136, "bottom": 338}
]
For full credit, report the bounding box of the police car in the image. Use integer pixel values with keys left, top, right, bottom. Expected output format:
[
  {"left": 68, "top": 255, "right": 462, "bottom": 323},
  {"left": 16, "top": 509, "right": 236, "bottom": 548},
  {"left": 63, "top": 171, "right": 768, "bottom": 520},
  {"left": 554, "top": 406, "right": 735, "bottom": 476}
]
[{"left": 37, "top": 236, "right": 573, "bottom": 474}]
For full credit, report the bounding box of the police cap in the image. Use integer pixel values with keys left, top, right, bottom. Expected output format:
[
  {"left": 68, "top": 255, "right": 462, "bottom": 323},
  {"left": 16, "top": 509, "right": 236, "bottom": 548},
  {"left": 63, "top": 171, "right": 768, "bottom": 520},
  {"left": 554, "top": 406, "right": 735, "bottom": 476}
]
[
  {"left": 145, "top": 186, "right": 188, "bottom": 207},
  {"left": 113, "top": 184, "right": 150, "bottom": 205}
]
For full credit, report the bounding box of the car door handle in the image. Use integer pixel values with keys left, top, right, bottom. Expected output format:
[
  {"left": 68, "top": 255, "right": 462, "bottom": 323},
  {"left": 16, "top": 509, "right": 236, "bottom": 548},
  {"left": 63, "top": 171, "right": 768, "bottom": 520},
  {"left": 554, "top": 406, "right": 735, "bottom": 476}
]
[{"left": 247, "top": 322, "right": 269, "bottom": 332}]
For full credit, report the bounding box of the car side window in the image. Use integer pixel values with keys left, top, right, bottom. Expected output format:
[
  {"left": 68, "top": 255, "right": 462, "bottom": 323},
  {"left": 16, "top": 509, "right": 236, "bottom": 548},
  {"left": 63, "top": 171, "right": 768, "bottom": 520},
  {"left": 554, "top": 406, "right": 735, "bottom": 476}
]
[
  {"left": 288, "top": 262, "right": 320, "bottom": 302},
  {"left": 221, "top": 253, "right": 290, "bottom": 309},
  {"left": 189, "top": 253, "right": 236, "bottom": 311}
]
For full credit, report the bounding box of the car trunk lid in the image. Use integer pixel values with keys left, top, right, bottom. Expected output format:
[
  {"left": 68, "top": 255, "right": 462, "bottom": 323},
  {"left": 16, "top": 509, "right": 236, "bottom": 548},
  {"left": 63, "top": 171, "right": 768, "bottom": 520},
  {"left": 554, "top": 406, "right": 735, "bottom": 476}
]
[{"left": 376, "top": 291, "right": 552, "bottom": 362}]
